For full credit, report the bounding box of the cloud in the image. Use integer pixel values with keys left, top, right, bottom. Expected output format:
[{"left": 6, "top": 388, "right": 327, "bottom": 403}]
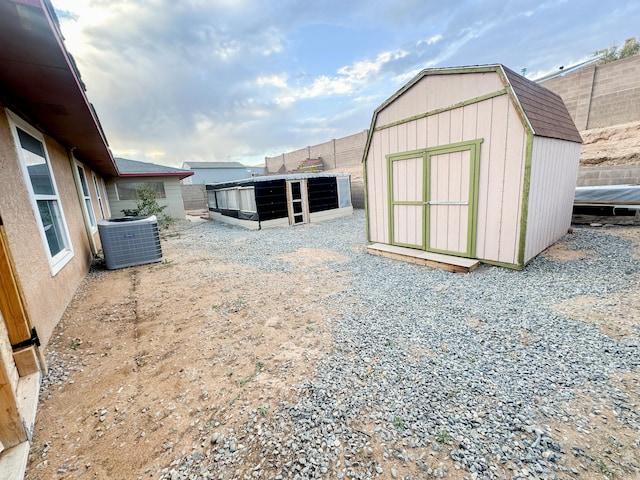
[{"left": 53, "top": 0, "right": 640, "bottom": 167}]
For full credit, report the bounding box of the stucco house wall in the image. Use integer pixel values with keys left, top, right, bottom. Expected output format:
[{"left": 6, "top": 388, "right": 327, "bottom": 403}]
[
  {"left": 106, "top": 176, "right": 187, "bottom": 220},
  {"left": 0, "top": 108, "right": 102, "bottom": 348}
]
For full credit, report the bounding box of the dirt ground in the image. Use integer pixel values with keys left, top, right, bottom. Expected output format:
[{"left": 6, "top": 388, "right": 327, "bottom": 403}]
[
  {"left": 543, "top": 227, "right": 640, "bottom": 480},
  {"left": 26, "top": 230, "right": 350, "bottom": 479},
  {"left": 24, "top": 222, "right": 640, "bottom": 480},
  {"left": 579, "top": 120, "right": 640, "bottom": 167}
]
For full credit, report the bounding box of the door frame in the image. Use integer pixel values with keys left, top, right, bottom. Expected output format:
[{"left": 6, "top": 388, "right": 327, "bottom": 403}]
[
  {"left": 387, "top": 139, "right": 482, "bottom": 258},
  {"left": 285, "top": 179, "right": 309, "bottom": 225},
  {"left": 0, "top": 214, "right": 40, "bottom": 449}
]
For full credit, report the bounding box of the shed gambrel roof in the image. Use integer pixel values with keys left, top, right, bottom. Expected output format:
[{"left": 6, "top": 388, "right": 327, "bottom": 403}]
[
  {"left": 115, "top": 157, "right": 193, "bottom": 180},
  {"left": 363, "top": 64, "right": 581, "bottom": 162}
]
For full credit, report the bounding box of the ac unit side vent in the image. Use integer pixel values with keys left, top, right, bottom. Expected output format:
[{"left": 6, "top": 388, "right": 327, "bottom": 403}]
[{"left": 98, "top": 215, "right": 163, "bottom": 270}]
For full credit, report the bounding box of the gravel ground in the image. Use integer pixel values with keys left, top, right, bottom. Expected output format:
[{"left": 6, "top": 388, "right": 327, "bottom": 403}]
[{"left": 160, "top": 210, "right": 640, "bottom": 480}]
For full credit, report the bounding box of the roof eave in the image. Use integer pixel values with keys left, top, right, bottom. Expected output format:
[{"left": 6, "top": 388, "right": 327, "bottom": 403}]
[
  {"left": 118, "top": 171, "right": 195, "bottom": 180},
  {"left": 0, "top": 0, "right": 118, "bottom": 176}
]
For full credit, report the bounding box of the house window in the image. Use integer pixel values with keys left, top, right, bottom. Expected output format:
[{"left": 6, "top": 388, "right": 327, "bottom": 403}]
[
  {"left": 11, "top": 120, "right": 73, "bottom": 274},
  {"left": 76, "top": 162, "right": 97, "bottom": 230},
  {"left": 92, "top": 172, "right": 106, "bottom": 219},
  {"left": 116, "top": 181, "right": 166, "bottom": 201}
]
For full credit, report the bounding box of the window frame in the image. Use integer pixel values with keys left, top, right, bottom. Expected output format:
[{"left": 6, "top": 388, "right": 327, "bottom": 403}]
[
  {"left": 9, "top": 112, "right": 74, "bottom": 275},
  {"left": 101, "top": 177, "right": 112, "bottom": 217},
  {"left": 74, "top": 160, "right": 97, "bottom": 233},
  {"left": 115, "top": 181, "right": 166, "bottom": 201},
  {"left": 92, "top": 172, "right": 106, "bottom": 220}
]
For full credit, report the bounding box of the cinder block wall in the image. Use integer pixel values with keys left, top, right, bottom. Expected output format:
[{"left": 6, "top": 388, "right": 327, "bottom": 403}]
[
  {"left": 265, "top": 130, "right": 368, "bottom": 209},
  {"left": 265, "top": 130, "right": 368, "bottom": 174},
  {"left": 541, "top": 55, "right": 640, "bottom": 130},
  {"left": 577, "top": 165, "right": 640, "bottom": 186},
  {"left": 181, "top": 184, "right": 207, "bottom": 211}
]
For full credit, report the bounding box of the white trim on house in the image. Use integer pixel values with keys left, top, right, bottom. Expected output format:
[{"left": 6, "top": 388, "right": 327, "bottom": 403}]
[
  {"left": 101, "top": 177, "right": 112, "bottom": 218},
  {"left": 91, "top": 172, "right": 106, "bottom": 220},
  {"left": 73, "top": 160, "right": 97, "bottom": 234},
  {"left": 7, "top": 111, "right": 74, "bottom": 275}
]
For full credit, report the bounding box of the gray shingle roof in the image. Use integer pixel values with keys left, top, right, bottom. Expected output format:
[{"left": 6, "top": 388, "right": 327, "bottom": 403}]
[
  {"left": 115, "top": 157, "right": 193, "bottom": 179},
  {"left": 502, "top": 65, "right": 582, "bottom": 144},
  {"left": 182, "top": 161, "right": 247, "bottom": 169}
]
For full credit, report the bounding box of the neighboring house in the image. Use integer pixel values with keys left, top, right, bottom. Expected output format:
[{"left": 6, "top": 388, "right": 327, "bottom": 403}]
[
  {"left": 0, "top": 0, "right": 117, "bottom": 475},
  {"left": 364, "top": 64, "right": 582, "bottom": 271},
  {"left": 247, "top": 165, "right": 266, "bottom": 176},
  {"left": 107, "top": 158, "right": 193, "bottom": 220},
  {"left": 181, "top": 161, "right": 255, "bottom": 184}
]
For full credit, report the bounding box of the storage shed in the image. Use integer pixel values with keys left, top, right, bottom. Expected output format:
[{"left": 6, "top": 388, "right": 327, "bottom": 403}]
[
  {"left": 364, "top": 64, "right": 582, "bottom": 270},
  {"left": 206, "top": 173, "right": 352, "bottom": 229}
]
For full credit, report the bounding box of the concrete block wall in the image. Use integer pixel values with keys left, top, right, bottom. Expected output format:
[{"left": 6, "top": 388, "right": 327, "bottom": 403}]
[
  {"left": 541, "top": 55, "right": 640, "bottom": 130},
  {"left": 181, "top": 184, "right": 207, "bottom": 211},
  {"left": 265, "top": 130, "right": 368, "bottom": 174},
  {"left": 264, "top": 130, "right": 368, "bottom": 209},
  {"left": 577, "top": 165, "right": 640, "bottom": 187}
]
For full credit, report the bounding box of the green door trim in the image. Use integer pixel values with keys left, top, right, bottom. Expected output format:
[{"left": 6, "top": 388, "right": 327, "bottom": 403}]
[{"left": 387, "top": 139, "right": 483, "bottom": 257}]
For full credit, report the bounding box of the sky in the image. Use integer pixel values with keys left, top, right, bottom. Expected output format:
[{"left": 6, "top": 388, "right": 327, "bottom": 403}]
[{"left": 52, "top": 0, "right": 639, "bottom": 168}]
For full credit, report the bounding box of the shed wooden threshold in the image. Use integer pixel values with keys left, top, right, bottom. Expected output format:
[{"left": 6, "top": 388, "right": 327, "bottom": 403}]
[{"left": 367, "top": 243, "right": 479, "bottom": 273}]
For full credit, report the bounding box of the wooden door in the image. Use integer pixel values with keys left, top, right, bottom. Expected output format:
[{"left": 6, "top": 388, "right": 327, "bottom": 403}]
[
  {"left": 427, "top": 149, "right": 472, "bottom": 256},
  {"left": 388, "top": 140, "right": 481, "bottom": 258},
  {"left": 389, "top": 156, "right": 424, "bottom": 248}
]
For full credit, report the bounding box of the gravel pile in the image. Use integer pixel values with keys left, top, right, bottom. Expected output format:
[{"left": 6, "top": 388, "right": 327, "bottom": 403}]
[{"left": 162, "top": 211, "right": 640, "bottom": 479}]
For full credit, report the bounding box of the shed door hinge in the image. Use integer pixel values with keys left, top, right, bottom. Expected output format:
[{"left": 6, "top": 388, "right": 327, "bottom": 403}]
[{"left": 12, "top": 327, "right": 41, "bottom": 350}]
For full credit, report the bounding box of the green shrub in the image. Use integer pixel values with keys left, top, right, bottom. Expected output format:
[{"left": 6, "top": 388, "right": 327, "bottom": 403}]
[{"left": 122, "top": 185, "right": 174, "bottom": 228}]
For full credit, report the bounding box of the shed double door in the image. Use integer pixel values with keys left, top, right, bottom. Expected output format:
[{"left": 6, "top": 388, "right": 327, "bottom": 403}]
[{"left": 389, "top": 141, "right": 480, "bottom": 257}]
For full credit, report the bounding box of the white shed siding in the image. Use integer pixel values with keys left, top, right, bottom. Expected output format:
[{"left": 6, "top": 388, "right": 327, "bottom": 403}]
[
  {"left": 475, "top": 95, "right": 527, "bottom": 265},
  {"left": 367, "top": 128, "right": 389, "bottom": 243},
  {"left": 376, "top": 72, "right": 505, "bottom": 126},
  {"left": 524, "top": 137, "right": 581, "bottom": 263},
  {"left": 366, "top": 88, "right": 528, "bottom": 265}
]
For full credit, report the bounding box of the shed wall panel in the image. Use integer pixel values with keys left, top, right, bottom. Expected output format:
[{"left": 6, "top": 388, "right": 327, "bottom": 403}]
[
  {"left": 496, "top": 99, "right": 527, "bottom": 264},
  {"left": 473, "top": 95, "right": 527, "bottom": 265},
  {"left": 524, "top": 137, "right": 581, "bottom": 263},
  {"left": 366, "top": 128, "right": 389, "bottom": 243},
  {"left": 376, "top": 72, "right": 505, "bottom": 126}
]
